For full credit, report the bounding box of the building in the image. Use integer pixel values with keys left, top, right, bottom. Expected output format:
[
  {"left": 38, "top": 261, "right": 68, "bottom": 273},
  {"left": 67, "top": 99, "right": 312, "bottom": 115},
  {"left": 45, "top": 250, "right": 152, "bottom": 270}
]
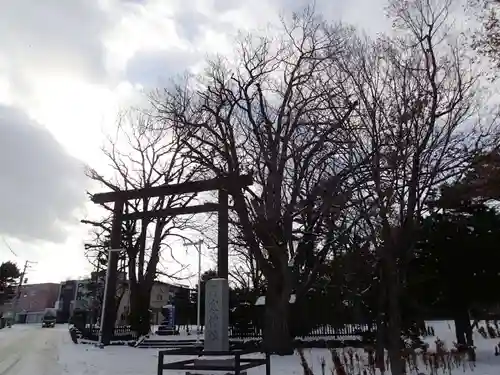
[
  {"left": 55, "top": 272, "right": 126, "bottom": 323},
  {"left": 55, "top": 275, "right": 189, "bottom": 326},
  {"left": 116, "top": 281, "right": 189, "bottom": 325},
  {"left": 56, "top": 280, "right": 79, "bottom": 322},
  {"left": 3, "top": 283, "right": 59, "bottom": 323}
]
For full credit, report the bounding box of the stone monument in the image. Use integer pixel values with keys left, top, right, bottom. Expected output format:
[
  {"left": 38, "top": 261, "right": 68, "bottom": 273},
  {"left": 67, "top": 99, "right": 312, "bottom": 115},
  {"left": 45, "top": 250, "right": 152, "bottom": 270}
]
[
  {"left": 203, "top": 278, "right": 229, "bottom": 352},
  {"left": 191, "top": 278, "right": 236, "bottom": 373}
]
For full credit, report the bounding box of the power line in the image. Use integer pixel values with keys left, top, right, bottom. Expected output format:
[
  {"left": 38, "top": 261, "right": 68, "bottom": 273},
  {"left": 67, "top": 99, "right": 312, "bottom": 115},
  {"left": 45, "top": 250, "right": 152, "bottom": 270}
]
[{"left": 1, "top": 236, "right": 18, "bottom": 258}]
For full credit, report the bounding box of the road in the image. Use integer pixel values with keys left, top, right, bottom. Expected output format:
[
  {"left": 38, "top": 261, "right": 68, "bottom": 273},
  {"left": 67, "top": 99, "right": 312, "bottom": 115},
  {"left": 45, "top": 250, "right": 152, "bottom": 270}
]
[{"left": 0, "top": 325, "right": 65, "bottom": 375}]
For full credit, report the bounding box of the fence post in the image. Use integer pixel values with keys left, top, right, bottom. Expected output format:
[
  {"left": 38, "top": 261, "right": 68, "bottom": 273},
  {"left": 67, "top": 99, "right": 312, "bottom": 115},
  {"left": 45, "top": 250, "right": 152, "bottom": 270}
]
[
  {"left": 265, "top": 352, "right": 271, "bottom": 375},
  {"left": 157, "top": 351, "right": 164, "bottom": 375},
  {"left": 235, "top": 353, "right": 241, "bottom": 375}
]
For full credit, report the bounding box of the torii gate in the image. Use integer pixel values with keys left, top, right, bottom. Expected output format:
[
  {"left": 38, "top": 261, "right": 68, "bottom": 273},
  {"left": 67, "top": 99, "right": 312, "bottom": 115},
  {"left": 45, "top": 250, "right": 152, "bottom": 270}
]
[{"left": 90, "top": 174, "right": 252, "bottom": 345}]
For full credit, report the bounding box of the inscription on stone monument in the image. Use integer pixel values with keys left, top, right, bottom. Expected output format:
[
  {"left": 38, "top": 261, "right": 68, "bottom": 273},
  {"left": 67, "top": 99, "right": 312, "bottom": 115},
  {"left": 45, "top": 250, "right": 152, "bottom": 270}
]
[{"left": 204, "top": 278, "right": 229, "bottom": 352}]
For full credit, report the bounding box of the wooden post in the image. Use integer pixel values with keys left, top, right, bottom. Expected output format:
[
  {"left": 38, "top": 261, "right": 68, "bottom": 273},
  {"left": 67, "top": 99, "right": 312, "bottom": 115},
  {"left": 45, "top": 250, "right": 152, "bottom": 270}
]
[
  {"left": 217, "top": 188, "right": 229, "bottom": 279},
  {"left": 101, "top": 199, "right": 124, "bottom": 345}
]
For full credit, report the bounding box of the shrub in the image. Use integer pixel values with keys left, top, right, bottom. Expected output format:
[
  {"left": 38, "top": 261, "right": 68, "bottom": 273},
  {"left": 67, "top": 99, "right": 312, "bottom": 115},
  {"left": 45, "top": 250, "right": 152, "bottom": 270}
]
[{"left": 298, "top": 338, "right": 475, "bottom": 375}]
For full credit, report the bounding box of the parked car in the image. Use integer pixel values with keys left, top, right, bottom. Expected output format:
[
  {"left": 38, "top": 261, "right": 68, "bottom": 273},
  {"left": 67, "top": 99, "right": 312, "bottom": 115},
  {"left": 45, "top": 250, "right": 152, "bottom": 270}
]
[{"left": 42, "top": 308, "right": 57, "bottom": 328}]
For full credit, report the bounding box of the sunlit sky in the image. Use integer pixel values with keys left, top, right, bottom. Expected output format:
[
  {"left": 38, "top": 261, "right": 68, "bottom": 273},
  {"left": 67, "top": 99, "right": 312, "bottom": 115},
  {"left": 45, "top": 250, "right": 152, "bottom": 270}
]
[{"left": 0, "top": 0, "right": 470, "bottom": 285}]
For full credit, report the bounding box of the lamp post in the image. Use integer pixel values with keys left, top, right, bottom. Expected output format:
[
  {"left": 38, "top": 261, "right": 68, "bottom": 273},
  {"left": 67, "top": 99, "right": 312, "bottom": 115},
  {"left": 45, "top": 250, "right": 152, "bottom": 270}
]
[
  {"left": 98, "top": 248, "right": 125, "bottom": 348},
  {"left": 183, "top": 239, "right": 203, "bottom": 344}
]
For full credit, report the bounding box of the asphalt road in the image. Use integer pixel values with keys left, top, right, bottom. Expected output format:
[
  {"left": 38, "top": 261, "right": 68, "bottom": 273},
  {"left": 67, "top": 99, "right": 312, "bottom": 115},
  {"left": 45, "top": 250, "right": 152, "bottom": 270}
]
[{"left": 0, "top": 325, "right": 65, "bottom": 375}]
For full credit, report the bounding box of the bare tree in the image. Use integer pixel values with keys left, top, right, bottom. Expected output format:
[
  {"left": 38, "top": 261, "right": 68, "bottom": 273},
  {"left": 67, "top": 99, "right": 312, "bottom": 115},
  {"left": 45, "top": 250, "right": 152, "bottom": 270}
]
[
  {"left": 83, "top": 211, "right": 155, "bottom": 326},
  {"left": 200, "top": 211, "right": 264, "bottom": 291},
  {"left": 84, "top": 110, "right": 200, "bottom": 335},
  {"left": 229, "top": 244, "right": 263, "bottom": 291},
  {"left": 332, "top": 0, "right": 498, "bottom": 372},
  {"left": 152, "top": 9, "right": 362, "bottom": 354},
  {"left": 470, "top": 0, "right": 500, "bottom": 71}
]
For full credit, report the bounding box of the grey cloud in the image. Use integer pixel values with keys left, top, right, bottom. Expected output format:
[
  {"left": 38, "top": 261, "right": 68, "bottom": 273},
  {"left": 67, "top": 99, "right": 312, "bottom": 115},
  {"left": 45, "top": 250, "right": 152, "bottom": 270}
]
[
  {"left": 212, "top": 0, "right": 241, "bottom": 12},
  {"left": 273, "top": 0, "right": 389, "bottom": 33},
  {"left": 126, "top": 49, "right": 200, "bottom": 88},
  {"left": 210, "top": 0, "right": 389, "bottom": 34},
  {"left": 0, "top": 105, "right": 89, "bottom": 243},
  {"left": 174, "top": 11, "right": 210, "bottom": 42},
  {"left": 168, "top": 0, "right": 389, "bottom": 48},
  {"left": 126, "top": 0, "right": 389, "bottom": 88}
]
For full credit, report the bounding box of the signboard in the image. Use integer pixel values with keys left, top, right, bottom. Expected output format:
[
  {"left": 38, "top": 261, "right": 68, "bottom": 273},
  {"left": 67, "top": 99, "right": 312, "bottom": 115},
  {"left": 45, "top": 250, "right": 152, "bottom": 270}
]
[{"left": 162, "top": 304, "right": 175, "bottom": 329}]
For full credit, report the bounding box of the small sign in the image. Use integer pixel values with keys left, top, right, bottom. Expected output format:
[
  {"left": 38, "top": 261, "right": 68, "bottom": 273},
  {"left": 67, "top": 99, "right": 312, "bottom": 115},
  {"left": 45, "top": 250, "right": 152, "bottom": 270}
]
[{"left": 162, "top": 304, "right": 176, "bottom": 329}]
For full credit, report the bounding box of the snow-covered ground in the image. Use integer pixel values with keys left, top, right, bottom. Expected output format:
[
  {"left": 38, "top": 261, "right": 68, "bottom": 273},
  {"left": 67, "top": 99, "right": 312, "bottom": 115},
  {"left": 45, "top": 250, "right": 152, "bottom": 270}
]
[
  {"left": 0, "top": 324, "right": 64, "bottom": 375},
  {"left": 1, "top": 321, "right": 500, "bottom": 374}
]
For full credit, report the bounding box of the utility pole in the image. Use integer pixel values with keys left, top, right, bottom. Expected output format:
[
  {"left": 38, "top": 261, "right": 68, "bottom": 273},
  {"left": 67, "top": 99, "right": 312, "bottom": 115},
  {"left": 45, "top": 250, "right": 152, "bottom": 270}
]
[
  {"left": 100, "top": 200, "right": 124, "bottom": 347},
  {"left": 10, "top": 260, "right": 36, "bottom": 325},
  {"left": 98, "top": 248, "right": 124, "bottom": 348},
  {"left": 183, "top": 239, "right": 203, "bottom": 343}
]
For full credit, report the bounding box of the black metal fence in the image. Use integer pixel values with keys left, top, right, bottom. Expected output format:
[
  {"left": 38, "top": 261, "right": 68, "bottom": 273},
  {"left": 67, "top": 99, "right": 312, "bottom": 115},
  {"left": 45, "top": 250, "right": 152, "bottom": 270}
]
[
  {"left": 80, "top": 325, "right": 138, "bottom": 342},
  {"left": 157, "top": 348, "right": 270, "bottom": 375},
  {"left": 228, "top": 323, "right": 373, "bottom": 340}
]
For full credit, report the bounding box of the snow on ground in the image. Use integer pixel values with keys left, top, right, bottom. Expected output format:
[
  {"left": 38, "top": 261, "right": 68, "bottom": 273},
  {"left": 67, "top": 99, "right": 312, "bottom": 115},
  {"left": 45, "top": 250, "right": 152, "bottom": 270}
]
[
  {"left": 1, "top": 321, "right": 500, "bottom": 374},
  {"left": 59, "top": 341, "right": 326, "bottom": 375},
  {"left": 0, "top": 324, "right": 64, "bottom": 375},
  {"left": 419, "top": 321, "right": 500, "bottom": 375},
  {"left": 58, "top": 321, "right": 500, "bottom": 374}
]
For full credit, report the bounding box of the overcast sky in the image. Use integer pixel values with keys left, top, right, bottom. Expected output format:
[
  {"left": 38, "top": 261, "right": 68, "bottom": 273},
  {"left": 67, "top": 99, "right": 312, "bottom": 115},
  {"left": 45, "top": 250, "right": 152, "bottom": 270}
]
[{"left": 0, "top": 0, "right": 394, "bottom": 284}]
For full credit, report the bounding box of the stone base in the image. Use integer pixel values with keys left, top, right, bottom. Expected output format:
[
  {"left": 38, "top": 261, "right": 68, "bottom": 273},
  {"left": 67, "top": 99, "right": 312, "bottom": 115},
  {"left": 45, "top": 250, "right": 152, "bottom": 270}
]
[
  {"left": 193, "top": 358, "right": 235, "bottom": 368},
  {"left": 156, "top": 325, "right": 179, "bottom": 336},
  {"left": 187, "top": 358, "right": 247, "bottom": 375}
]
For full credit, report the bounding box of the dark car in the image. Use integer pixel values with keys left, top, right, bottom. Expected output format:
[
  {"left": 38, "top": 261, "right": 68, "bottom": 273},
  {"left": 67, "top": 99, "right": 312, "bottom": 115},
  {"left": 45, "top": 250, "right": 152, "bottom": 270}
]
[{"left": 42, "top": 309, "right": 57, "bottom": 328}]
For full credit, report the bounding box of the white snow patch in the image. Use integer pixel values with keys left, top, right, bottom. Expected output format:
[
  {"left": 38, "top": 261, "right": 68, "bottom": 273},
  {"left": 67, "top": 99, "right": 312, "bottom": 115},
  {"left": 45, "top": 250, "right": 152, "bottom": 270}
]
[
  {"left": 58, "top": 321, "right": 500, "bottom": 375},
  {"left": 255, "top": 294, "right": 296, "bottom": 306},
  {"left": 1, "top": 321, "right": 500, "bottom": 374}
]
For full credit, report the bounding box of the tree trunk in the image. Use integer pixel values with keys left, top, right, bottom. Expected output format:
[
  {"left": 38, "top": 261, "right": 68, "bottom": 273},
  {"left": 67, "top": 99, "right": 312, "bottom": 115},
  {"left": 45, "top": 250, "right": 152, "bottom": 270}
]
[
  {"left": 385, "top": 254, "right": 406, "bottom": 375},
  {"left": 387, "top": 295, "right": 405, "bottom": 375},
  {"left": 129, "top": 282, "right": 153, "bottom": 336},
  {"left": 114, "top": 287, "right": 126, "bottom": 324},
  {"left": 454, "top": 308, "right": 473, "bottom": 345},
  {"left": 263, "top": 276, "right": 293, "bottom": 355},
  {"left": 454, "top": 308, "right": 475, "bottom": 360},
  {"left": 375, "top": 279, "right": 387, "bottom": 372},
  {"left": 375, "top": 314, "right": 387, "bottom": 373}
]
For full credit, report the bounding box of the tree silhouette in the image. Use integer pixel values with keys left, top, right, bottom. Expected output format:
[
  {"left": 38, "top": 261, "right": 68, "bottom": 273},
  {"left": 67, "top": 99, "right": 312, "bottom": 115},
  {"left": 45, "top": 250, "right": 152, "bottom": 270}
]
[
  {"left": 0, "top": 261, "right": 21, "bottom": 306},
  {"left": 410, "top": 202, "right": 500, "bottom": 354}
]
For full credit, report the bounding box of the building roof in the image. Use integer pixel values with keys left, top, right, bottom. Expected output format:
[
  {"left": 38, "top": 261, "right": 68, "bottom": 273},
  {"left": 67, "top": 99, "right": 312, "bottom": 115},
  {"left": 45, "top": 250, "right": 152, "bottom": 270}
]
[
  {"left": 154, "top": 280, "right": 190, "bottom": 289},
  {"left": 22, "top": 283, "right": 60, "bottom": 287},
  {"left": 72, "top": 276, "right": 190, "bottom": 290}
]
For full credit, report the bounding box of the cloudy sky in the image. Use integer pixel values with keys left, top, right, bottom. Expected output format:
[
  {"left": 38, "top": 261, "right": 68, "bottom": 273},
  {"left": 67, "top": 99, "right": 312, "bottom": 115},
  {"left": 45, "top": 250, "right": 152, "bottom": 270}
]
[{"left": 0, "top": 0, "right": 395, "bottom": 284}]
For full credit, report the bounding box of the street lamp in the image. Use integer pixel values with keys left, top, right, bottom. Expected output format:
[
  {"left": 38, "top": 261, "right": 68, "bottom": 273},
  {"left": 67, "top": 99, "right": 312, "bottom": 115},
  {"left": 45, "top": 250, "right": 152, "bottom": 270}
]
[
  {"left": 183, "top": 239, "right": 203, "bottom": 344},
  {"left": 98, "top": 248, "right": 125, "bottom": 348}
]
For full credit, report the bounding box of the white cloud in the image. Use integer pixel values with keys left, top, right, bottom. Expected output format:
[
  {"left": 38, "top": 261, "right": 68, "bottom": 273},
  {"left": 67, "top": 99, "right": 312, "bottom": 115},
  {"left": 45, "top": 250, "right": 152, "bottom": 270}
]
[
  {"left": 27, "top": 76, "right": 141, "bottom": 164},
  {"left": 0, "top": 0, "right": 114, "bottom": 98},
  {"left": 0, "top": 0, "right": 392, "bottom": 283}
]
